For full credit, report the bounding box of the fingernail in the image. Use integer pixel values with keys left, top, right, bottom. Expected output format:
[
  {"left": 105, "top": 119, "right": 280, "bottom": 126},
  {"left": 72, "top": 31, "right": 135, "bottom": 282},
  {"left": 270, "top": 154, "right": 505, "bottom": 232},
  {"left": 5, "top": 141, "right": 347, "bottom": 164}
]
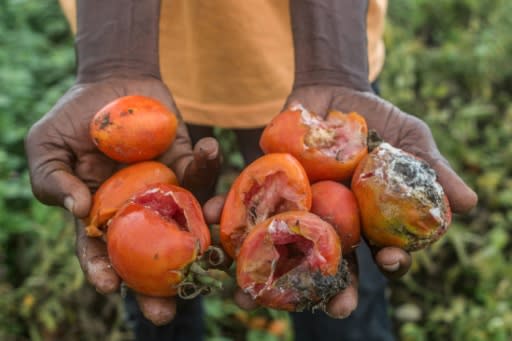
[
  {"left": 382, "top": 262, "right": 400, "bottom": 272},
  {"left": 325, "top": 309, "right": 351, "bottom": 320},
  {"left": 64, "top": 196, "right": 75, "bottom": 214}
]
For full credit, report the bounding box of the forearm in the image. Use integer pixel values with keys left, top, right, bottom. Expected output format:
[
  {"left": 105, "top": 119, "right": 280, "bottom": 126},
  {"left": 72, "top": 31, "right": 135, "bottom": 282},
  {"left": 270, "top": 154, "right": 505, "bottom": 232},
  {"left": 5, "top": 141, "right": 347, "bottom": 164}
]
[
  {"left": 76, "top": 0, "right": 161, "bottom": 83},
  {"left": 290, "top": 0, "right": 371, "bottom": 92}
]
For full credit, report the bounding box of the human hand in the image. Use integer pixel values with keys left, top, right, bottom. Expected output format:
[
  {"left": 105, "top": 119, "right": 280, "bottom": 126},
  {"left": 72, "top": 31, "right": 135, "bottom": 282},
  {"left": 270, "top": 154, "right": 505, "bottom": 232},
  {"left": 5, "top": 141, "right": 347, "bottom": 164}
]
[
  {"left": 26, "top": 77, "right": 221, "bottom": 325},
  {"left": 285, "top": 85, "right": 478, "bottom": 280}
]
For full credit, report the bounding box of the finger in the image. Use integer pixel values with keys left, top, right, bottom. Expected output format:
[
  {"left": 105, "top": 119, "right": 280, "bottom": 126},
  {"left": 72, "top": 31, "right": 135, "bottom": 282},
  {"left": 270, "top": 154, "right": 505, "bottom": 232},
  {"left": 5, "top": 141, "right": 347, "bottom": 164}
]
[
  {"left": 325, "top": 253, "right": 358, "bottom": 318},
  {"left": 234, "top": 287, "right": 260, "bottom": 311},
  {"left": 135, "top": 293, "right": 177, "bottom": 326},
  {"left": 181, "top": 137, "right": 222, "bottom": 190},
  {"left": 429, "top": 158, "right": 478, "bottom": 214},
  {"left": 25, "top": 130, "right": 92, "bottom": 218},
  {"left": 74, "top": 219, "right": 120, "bottom": 294},
  {"left": 203, "top": 195, "right": 226, "bottom": 225},
  {"left": 74, "top": 152, "right": 117, "bottom": 194},
  {"left": 39, "top": 168, "right": 92, "bottom": 218},
  {"left": 374, "top": 247, "right": 412, "bottom": 280}
]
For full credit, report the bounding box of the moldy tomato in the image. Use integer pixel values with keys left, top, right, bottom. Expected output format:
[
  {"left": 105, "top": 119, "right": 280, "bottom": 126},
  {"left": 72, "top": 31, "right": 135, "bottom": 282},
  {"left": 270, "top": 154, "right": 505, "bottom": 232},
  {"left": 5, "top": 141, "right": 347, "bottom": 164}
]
[
  {"left": 260, "top": 104, "right": 368, "bottom": 182},
  {"left": 236, "top": 211, "right": 349, "bottom": 312},
  {"left": 351, "top": 142, "right": 452, "bottom": 251},
  {"left": 90, "top": 95, "right": 178, "bottom": 163},
  {"left": 220, "top": 153, "right": 312, "bottom": 259},
  {"left": 85, "top": 161, "right": 178, "bottom": 237},
  {"left": 106, "top": 183, "right": 214, "bottom": 297},
  {"left": 310, "top": 181, "right": 361, "bottom": 255}
]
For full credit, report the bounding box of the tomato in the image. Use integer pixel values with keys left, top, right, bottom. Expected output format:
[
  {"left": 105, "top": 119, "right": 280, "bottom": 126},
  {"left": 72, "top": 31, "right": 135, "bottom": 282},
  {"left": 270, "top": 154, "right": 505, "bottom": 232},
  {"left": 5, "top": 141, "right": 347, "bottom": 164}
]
[
  {"left": 85, "top": 161, "right": 178, "bottom": 237},
  {"left": 351, "top": 142, "right": 452, "bottom": 251},
  {"left": 310, "top": 181, "right": 361, "bottom": 255},
  {"left": 236, "top": 211, "right": 349, "bottom": 312},
  {"left": 90, "top": 95, "right": 178, "bottom": 163},
  {"left": 220, "top": 153, "right": 312, "bottom": 259},
  {"left": 260, "top": 104, "right": 368, "bottom": 182},
  {"left": 106, "top": 183, "right": 211, "bottom": 297}
]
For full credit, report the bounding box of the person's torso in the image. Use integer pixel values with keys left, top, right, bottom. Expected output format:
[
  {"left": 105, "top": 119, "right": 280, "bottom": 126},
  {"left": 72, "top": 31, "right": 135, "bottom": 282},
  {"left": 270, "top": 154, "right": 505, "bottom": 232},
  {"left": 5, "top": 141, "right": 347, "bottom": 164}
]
[{"left": 60, "top": 0, "right": 387, "bottom": 128}]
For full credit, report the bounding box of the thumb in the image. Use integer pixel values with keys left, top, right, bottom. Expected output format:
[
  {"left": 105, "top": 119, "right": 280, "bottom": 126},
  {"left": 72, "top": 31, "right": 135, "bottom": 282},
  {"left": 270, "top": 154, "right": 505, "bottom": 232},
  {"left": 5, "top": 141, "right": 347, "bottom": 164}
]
[
  {"left": 181, "top": 137, "right": 222, "bottom": 191},
  {"left": 433, "top": 159, "right": 478, "bottom": 214},
  {"left": 31, "top": 166, "right": 92, "bottom": 218}
]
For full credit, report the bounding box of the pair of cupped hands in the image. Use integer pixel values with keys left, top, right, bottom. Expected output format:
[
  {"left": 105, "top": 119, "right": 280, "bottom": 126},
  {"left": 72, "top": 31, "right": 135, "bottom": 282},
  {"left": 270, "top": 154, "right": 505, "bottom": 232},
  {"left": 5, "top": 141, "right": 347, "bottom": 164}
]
[{"left": 25, "top": 76, "right": 477, "bottom": 325}]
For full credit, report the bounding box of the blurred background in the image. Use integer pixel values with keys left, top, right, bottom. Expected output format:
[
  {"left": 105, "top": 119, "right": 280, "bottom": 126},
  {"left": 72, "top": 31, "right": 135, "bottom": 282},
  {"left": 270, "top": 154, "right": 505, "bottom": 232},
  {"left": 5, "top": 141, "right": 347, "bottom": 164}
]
[{"left": 0, "top": 0, "right": 511, "bottom": 340}]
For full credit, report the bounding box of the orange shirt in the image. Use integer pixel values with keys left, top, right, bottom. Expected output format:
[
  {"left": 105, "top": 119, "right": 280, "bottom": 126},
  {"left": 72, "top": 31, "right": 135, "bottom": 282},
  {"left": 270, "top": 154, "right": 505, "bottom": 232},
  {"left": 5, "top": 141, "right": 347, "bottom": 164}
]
[{"left": 60, "top": 0, "right": 387, "bottom": 128}]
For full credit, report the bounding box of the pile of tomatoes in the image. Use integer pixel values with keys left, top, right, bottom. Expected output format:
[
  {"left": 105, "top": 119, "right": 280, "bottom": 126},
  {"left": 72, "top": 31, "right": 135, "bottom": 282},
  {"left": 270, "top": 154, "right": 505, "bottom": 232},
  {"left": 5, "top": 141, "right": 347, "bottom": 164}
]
[{"left": 85, "top": 96, "right": 451, "bottom": 312}]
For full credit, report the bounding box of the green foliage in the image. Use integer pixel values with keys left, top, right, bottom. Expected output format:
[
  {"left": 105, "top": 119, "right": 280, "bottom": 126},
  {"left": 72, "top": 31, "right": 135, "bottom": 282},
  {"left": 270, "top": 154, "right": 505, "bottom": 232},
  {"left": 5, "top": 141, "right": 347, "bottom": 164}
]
[
  {"left": 383, "top": 0, "right": 512, "bottom": 339},
  {"left": 0, "top": 1, "right": 127, "bottom": 340}
]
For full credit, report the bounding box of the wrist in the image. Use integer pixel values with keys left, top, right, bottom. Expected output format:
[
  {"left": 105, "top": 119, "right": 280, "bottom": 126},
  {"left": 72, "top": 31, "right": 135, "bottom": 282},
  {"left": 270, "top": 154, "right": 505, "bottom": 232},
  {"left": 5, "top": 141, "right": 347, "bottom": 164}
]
[
  {"left": 290, "top": 0, "right": 371, "bottom": 92},
  {"left": 75, "top": 0, "right": 161, "bottom": 83}
]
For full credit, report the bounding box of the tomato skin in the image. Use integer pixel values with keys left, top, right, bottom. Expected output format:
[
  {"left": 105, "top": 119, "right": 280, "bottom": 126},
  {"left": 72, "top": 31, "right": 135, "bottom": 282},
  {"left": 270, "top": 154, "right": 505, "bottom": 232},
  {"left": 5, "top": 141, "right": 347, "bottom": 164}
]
[
  {"left": 106, "top": 183, "right": 211, "bottom": 297},
  {"left": 236, "top": 211, "right": 344, "bottom": 312},
  {"left": 86, "top": 161, "right": 178, "bottom": 237},
  {"left": 310, "top": 181, "right": 361, "bottom": 255},
  {"left": 220, "top": 153, "right": 312, "bottom": 259},
  {"left": 90, "top": 95, "right": 178, "bottom": 163},
  {"left": 260, "top": 106, "right": 368, "bottom": 182},
  {"left": 351, "top": 143, "right": 452, "bottom": 251}
]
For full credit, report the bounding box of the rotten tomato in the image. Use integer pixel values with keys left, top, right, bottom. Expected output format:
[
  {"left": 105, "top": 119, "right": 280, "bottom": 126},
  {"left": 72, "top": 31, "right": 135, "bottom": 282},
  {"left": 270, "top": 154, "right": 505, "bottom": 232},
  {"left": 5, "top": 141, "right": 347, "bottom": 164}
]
[
  {"left": 236, "top": 211, "right": 349, "bottom": 312},
  {"left": 260, "top": 104, "right": 368, "bottom": 182},
  {"left": 351, "top": 142, "right": 452, "bottom": 251}
]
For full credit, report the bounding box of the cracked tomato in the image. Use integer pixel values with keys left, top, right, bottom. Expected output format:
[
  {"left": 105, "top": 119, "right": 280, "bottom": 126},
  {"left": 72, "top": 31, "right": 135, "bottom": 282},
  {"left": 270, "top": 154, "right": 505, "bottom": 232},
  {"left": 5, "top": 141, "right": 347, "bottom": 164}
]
[
  {"left": 236, "top": 211, "right": 349, "bottom": 312},
  {"left": 85, "top": 161, "right": 178, "bottom": 237},
  {"left": 220, "top": 153, "right": 312, "bottom": 259},
  {"left": 260, "top": 104, "right": 368, "bottom": 182},
  {"left": 106, "top": 183, "right": 210, "bottom": 297}
]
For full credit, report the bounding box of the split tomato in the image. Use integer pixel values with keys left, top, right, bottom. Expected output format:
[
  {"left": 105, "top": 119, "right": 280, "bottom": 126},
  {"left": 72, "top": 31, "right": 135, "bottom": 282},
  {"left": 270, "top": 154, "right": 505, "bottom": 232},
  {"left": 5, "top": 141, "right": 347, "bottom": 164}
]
[
  {"left": 236, "top": 211, "right": 349, "bottom": 312},
  {"left": 106, "top": 183, "right": 211, "bottom": 297},
  {"left": 260, "top": 105, "right": 368, "bottom": 182},
  {"left": 220, "top": 153, "right": 312, "bottom": 259},
  {"left": 310, "top": 181, "right": 361, "bottom": 255}
]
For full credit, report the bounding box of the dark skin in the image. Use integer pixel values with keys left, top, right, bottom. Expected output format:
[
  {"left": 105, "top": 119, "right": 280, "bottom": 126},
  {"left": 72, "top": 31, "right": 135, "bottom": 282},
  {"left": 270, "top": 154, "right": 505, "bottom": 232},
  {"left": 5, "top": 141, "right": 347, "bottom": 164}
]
[{"left": 25, "top": 0, "right": 477, "bottom": 326}]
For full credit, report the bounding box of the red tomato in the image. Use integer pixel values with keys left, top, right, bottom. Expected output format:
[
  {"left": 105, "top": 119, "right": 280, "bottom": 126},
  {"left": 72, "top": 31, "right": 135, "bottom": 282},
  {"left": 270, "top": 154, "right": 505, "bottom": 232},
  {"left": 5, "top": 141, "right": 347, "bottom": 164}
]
[
  {"left": 85, "top": 161, "right": 179, "bottom": 237},
  {"left": 107, "top": 183, "right": 210, "bottom": 297},
  {"left": 310, "top": 181, "right": 361, "bottom": 255},
  {"left": 90, "top": 95, "right": 178, "bottom": 163}
]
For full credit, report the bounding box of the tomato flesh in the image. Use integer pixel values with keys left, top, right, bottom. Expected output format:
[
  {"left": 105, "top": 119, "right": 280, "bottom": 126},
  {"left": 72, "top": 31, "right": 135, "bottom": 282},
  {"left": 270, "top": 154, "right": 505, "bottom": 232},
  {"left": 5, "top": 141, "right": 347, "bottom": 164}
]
[
  {"left": 302, "top": 109, "right": 365, "bottom": 162},
  {"left": 134, "top": 189, "right": 188, "bottom": 230},
  {"left": 237, "top": 211, "right": 348, "bottom": 312}
]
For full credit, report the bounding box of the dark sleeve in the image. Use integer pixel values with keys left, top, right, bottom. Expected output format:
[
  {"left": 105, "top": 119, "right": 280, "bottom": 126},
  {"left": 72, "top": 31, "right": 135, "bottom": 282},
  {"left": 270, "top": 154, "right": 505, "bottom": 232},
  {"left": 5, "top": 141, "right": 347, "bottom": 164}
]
[
  {"left": 75, "top": 0, "right": 162, "bottom": 83},
  {"left": 290, "top": 0, "right": 371, "bottom": 92}
]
